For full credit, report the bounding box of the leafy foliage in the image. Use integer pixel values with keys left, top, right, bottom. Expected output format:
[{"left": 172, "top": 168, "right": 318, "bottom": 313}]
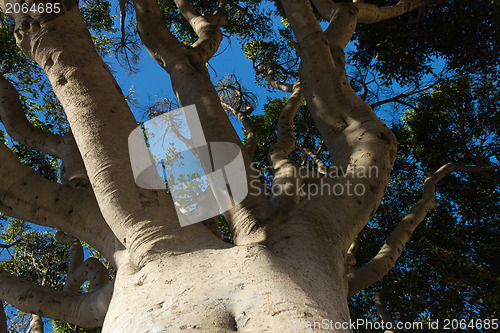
[{"left": 350, "top": 0, "right": 499, "bottom": 85}]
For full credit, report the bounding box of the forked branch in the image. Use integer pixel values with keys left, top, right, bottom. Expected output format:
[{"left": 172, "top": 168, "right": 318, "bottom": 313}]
[
  {"left": 256, "top": 64, "right": 294, "bottom": 93},
  {"left": 173, "top": 0, "right": 223, "bottom": 62},
  {"left": 133, "top": 0, "right": 188, "bottom": 71},
  {"left": 0, "top": 268, "right": 113, "bottom": 329},
  {"left": 347, "top": 163, "right": 499, "bottom": 297},
  {"left": 56, "top": 231, "right": 109, "bottom": 294}
]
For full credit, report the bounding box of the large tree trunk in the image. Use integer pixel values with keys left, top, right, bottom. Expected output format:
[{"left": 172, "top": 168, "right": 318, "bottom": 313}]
[
  {"left": 0, "top": 0, "right": 445, "bottom": 332},
  {"left": 104, "top": 245, "right": 350, "bottom": 332}
]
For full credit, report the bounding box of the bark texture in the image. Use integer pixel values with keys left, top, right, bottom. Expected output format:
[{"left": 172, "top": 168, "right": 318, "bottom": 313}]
[{"left": 0, "top": 0, "right": 489, "bottom": 332}]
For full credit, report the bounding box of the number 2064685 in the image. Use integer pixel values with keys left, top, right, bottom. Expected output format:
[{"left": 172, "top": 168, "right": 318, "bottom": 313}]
[{"left": 4, "top": 2, "right": 61, "bottom": 14}]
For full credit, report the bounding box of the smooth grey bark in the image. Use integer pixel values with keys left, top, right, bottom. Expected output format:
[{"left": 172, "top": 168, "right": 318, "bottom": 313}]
[
  {"left": 0, "top": 268, "right": 113, "bottom": 328},
  {"left": 55, "top": 231, "right": 109, "bottom": 294},
  {"left": 133, "top": 0, "right": 275, "bottom": 245},
  {"left": 0, "top": 0, "right": 492, "bottom": 332},
  {"left": 0, "top": 141, "right": 123, "bottom": 265},
  {"left": 27, "top": 314, "right": 43, "bottom": 333}
]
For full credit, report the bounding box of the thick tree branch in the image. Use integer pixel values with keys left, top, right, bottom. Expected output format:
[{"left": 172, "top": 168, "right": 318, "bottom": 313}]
[
  {"left": 324, "top": 2, "right": 359, "bottom": 50},
  {"left": 310, "top": 0, "right": 335, "bottom": 21},
  {"left": 296, "top": 146, "right": 327, "bottom": 175},
  {"left": 135, "top": 0, "right": 275, "bottom": 245},
  {"left": 268, "top": 83, "right": 305, "bottom": 213},
  {"left": 0, "top": 74, "right": 89, "bottom": 186},
  {"left": 0, "top": 74, "right": 63, "bottom": 158},
  {"left": 173, "top": 0, "right": 223, "bottom": 62},
  {"left": 346, "top": 236, "right": 360, "bottom": 273},
  {"left": 0, "top": 141, "right": 123, "bottom": 267},
  {"left": 258, "top": 64, "right": 294, "bottom": 93},
  {"left": 312, "top": 0, "right": 436, "bottom": 24},
  {"left": 356, "top": 0, "right": 438, "bottom": 24},
  {"left": 58, "top": 133, "right": 89, "bottom": 187},
  {"left": 281, "top": 0, "right": 397, "bottom": 252},
  {"left": 56, "top": 231, "right": 109, "bottom": 294},
  {"left": 374, "top": 291, "right": 399, "bottom": 333},
  {"left": 10, "top": 2, "right": 210, "bottom": 268},
  {"left": 0, "top": 268, "right": 112, "bottom": 329},
  {"left": 347, "top": 163, "right": 499, "bottom": 297},
  {"left": 27, "top": 314, "right": 43, "bottom": 333},
  {"left": 133, "top": 0, "right": 188, "bottom": 71}
]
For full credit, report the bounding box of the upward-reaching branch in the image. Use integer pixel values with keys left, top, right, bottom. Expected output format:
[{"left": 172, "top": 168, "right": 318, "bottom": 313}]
[
  {"left": 0, "top": 303, "right": 6, "bottom": 333},
  {"left": 134, "top": 0, "right": 275, "bottom": 245},
  {"left": 347, "top": 163, "right": 499, "bottom": 297},
  {"left": 356, "top": 0, "right": 438, "bottom": 24},
  {"left": 8, "top": 1, "right": 210, "bottom": 268},
  {"left": 0, "top": 74, "right": 63, "bottom": 158},
  {"left": 268, "top": 83, "right": 304, "bottom": 212},
  {"left": 280, "top": 0, "right": 397, "bottom": 252},
  {"left": 258, "top": 64, "right": 294, "bottom": 93},
  {"left": 374, "top": 291, "right": 399, "bottom": 333},
  {"left": 27, "top": 314, "right": 43, "bottom": 333},
  {"left": 0, "top": 268, "right": 113, "bottom": 329},
  {"left": 56, "top": 232, "right": 109, "bottom": 294},
  {"left": 311, "top": 0, "right": 437, "bottom": 24}
]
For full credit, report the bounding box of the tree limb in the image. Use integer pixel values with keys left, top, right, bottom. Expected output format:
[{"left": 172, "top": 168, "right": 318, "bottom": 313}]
[
  {"left": 0, "top": 74, "right": 63, "bottom": 158},
  {"left": 0, "top": 302, "right": 6, "bottom": 333},
  {"left": 346, "top": 236, "right": 360, "bottom": 273},
  {"left": 281, "top": 0, "right": 397, "bottom": 253},
  {"left": 27, "top": 314, "right": 43, "bottom": 333},
  {"left": 347, "top": 163, "right": 499, "bottom": 297},
  {"left": 0, "top": 141, "right": 123, "bottom": 267},
  {"left": 173, "top": 0, "right": 224, "bottom": 62},
  {"left": 374, "top": 290, "right": 399, "bottom": 333},
  {"left": 135, "top": 0, "right": 275, "bottom": 245},
  {"left": 268, "top": 83, "right": 305, "bottom": 213},
  {"left": 356, "top": 0, "right": 440, "bottom": 24},
  {"left": 258, "top": 64, "right": 294, "bottom": 93},
  {"left": 133, "top": 0, "right": 189, "bottom": 71},
  {"left": 0, "top": 268, "right": 113, "bottom": 329},
  {"left": 370, "top": 84, "right": 435, "bottom": 109},
  {"left": 56, "top": 231, "right": 109, "bottom": 294},
  {"left": 12, "top": 2, "right": 202, "bottom": 268},
  {"left": 296, "top": 146, "right": 327, "bottom": 175}
]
